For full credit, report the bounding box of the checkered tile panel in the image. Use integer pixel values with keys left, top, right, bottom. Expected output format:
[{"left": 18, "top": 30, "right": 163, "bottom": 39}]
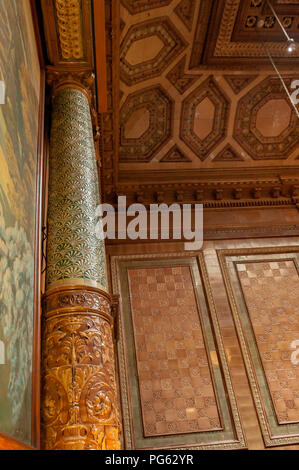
[
  {"left": 128, "top": 266, "right": 221, "bottom": 437},
  {"left": 237, "top": 260, "right": 299, "bottom": 424}
]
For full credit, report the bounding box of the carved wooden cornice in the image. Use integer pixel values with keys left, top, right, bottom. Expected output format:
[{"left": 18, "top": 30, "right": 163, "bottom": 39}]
[{"left": 102, "top": 169, "right": 299, "bottom": 211}]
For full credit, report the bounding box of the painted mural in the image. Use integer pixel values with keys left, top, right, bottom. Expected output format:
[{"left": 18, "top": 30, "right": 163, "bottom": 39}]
[{"left": 0, "top": 0, "right": 40, "bottom": 443}]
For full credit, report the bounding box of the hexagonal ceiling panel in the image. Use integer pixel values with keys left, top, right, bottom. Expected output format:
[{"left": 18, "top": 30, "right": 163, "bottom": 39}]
[
  {"left": 120, "top": 86, "right": 173, "bottom": 162},
  {"left": 120, "top": 18, "right": 187, "bottom": 86},
  {"left": 180, "top": 77, "right": 230, "bottom": 160},
  {"left": 234, "top": 77, "right": 299, "bottom": 160}
]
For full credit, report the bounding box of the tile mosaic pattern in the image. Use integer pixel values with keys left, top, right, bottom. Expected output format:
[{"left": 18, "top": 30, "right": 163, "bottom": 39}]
[
  {"left": 128, "top": 266, "right": 221, "bottom": 437},
  {"left": 237, "top": 260, "right": 299, "bottom": 425},
  {"left": 47, "top": 88, "right": 108, "bottom": 289}
]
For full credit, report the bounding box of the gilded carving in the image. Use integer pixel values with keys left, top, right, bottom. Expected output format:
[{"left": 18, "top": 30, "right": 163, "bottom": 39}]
[
  {"left": 41, "top": 296, "right": 121, "bottom": 450},
  {"left": 213, "top": 144, "right": 244, "bottom": 162},
  {"left": 54, "top": 0, "right": 84, "bottom": 60}
]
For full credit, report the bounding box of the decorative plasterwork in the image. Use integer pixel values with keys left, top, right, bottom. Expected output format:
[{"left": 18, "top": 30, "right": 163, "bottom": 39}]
[
  {"left": 190, "top": 0, "right": 299, "bottom": 69},
  {"left": 174, "top": 0, "right": 196, "bottom": 31},
  {"left": 234, "top": 77, "right": 299, "bottom": 160},
  {"left": 121, "top": 0, "right": 172, "bottom": 15},
  {"left": 213, "top": 144, "right": 244, "bottom": 162},
  {"left": 120, "top": 86, "right": 173, "bottom": 162},
  {"left": 166, "top": 56, "right": 201, "bottom": 95},
  {"left": 233, "top": 0, "right": 299, "bottom": 43},
  {"left": 101, "top": 1, "right": 299, "bottom": 209},
  {"left": 223, "top": 75, "right": 258, "bottom": 94},
  {"left": 105, "top": 170, "right": 299, "bottom": 210},
  {"left": 160, "top": 145, "right": 191, "bottom": 162},
  {"left": 120, "top": 18, "right": 187, "bottom": 85},
  {"left": 180, "top": 77, "right": 230, "bottom": 160}
]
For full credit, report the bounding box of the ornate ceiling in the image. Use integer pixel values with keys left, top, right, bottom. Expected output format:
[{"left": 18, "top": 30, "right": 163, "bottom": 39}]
[{"left": 98, "top": 1, "right": 299, "bottom": 210}]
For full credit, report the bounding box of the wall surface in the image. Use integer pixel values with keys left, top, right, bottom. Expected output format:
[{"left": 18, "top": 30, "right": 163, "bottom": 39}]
[
  {"left": 0, "top": 0, "right": 40, "bottom": 443},
  {"left": 108, "top": 237, "right": 299, "bottom": 449}
]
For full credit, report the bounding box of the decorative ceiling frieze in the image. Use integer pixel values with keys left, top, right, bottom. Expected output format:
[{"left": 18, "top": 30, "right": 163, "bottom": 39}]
[{"left": 54, "top": 0, "right": 84, "bottom": 60}]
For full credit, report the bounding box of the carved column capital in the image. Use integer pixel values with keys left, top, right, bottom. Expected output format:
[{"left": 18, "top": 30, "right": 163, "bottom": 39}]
[{"left": 46, "top": 70, "right": 94, "bottom": 104}]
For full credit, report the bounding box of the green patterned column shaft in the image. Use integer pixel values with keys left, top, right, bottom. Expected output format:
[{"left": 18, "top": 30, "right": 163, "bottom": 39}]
[
  {"left": 46, "top": 88, "right": 107, "bottom": 290},
  {"left": 41, "top": 87, "right": 121, "bottom": 450}
]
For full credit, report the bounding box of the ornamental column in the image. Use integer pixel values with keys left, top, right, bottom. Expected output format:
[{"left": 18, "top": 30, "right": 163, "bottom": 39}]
[{"left": 41, "top": 74, "right": 121, "bottom": 450}]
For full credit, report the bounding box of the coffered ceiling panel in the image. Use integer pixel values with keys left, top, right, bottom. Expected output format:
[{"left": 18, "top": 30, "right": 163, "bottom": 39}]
[
  {"left": 190, "top": 0, "right": 299, "bottom": 68},
  {"left": 234, "top": 77, "right": 299, "bottom": 159},
  {"left": 100, "top": 0, "right": 299, "bottom": 206},
  {"left": 120, "top": 17, "right": 187, "bottom": 85},
  {"left": 120, "top": 86, "right": 173, "bottom": 162}
]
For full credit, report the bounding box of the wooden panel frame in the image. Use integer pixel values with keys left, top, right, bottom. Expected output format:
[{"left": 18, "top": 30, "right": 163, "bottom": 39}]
[
  {"left": 30, "top": 1, "right": 47, "bottom": 449},
  {"left": 111, "top": 252, "right": 246, "bottom": 450},
  {"left": 218, "top": 246, "right": 299, "bottom": 447}
]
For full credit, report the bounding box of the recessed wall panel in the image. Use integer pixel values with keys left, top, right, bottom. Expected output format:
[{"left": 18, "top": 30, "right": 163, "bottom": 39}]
[
  {"left": 128, "top": 266, "right": 222, "bottom": 437},
  {"left": 112, "top": 254, "right": 246, "bottom": 449},
  {"left": 220, "top": 248, "right": 299, "bottom": 447}
]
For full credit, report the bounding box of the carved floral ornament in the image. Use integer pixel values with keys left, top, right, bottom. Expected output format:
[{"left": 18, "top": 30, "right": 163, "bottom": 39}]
[{"left": 41, "top": 303, "right": 121, "bottom": 450}]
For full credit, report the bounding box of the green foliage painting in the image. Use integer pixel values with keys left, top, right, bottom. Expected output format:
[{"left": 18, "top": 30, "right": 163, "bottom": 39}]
[{"left": 0, "top": 0, "right": 40, "bottom": 443}]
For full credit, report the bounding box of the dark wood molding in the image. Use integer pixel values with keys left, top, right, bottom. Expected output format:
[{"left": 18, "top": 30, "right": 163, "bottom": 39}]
[
  {"left": 93, "top": 0, "right": 108, "bottom": 112},
  {"left": 31, "top": 69, "right": 46, "bottom": 450}
]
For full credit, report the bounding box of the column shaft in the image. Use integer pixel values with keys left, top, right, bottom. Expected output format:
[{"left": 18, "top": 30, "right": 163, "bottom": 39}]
[{"left": 41, "top": 87, "right": 120, "bottom": 450}]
